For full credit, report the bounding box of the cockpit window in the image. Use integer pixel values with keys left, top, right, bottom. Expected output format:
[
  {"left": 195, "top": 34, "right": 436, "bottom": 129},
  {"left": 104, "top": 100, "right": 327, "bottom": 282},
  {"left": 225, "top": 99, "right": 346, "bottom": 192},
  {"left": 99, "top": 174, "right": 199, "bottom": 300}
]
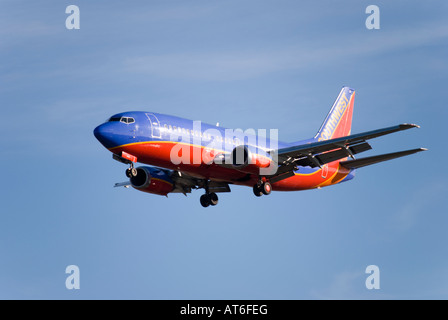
[{"left": 109, "top": 116, "right": 135, "bottom": 124}]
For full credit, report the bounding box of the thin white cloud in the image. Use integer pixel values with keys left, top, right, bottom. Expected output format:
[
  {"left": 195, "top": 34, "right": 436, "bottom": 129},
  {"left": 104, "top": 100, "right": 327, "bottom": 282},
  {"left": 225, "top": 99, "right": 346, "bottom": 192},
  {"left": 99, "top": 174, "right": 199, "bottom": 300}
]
[
  {"left": 123, "top": 22, "right": 448, "bottom": 81},
  {"left": 393, "top": 180, "right": 446, "bottom": 232},
  {"left": 310, "top": 271, "right": 364, "bottom": 299},
  {"left": 123, "top": 3, "right": 217, "bottom": 22},
  {"left": 310, "top": 270, "right": 393, "bottom": 299},
  {"left": 0, "top": 18, "right": 58, "bottom": 39}
]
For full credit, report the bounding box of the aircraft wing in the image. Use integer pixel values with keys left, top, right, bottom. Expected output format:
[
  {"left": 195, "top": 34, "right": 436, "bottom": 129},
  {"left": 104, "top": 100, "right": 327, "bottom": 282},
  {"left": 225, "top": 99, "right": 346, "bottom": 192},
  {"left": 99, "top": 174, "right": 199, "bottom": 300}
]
[{"left": 269, "top": 124, "right": 420, "bottom": 178}]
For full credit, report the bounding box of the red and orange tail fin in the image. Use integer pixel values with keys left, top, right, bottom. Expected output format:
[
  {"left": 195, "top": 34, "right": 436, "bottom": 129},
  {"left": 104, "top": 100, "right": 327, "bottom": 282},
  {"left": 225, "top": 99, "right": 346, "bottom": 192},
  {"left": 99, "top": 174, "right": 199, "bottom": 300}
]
[{"left": 315, "top": 87, "right": 355, "bottom": 141}]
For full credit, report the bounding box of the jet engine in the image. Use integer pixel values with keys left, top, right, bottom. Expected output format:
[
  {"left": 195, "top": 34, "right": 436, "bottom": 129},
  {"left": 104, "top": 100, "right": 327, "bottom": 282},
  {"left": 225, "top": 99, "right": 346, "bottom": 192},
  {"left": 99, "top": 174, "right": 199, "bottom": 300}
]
[{"left": 130, "top": 166, "right": 174, "bottom": 196}]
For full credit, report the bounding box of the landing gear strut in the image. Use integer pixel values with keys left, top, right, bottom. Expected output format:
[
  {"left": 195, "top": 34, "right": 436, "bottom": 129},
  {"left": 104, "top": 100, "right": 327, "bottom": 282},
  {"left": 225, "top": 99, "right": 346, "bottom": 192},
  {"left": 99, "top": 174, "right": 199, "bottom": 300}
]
[
  {"left": 253, "top": 181, "right": 272, "bottom": 197},
  {"left": 125, "top": 164, "right": 137, "bottom": 178},
  {"left": 200, "top": 192, "right": 218, "bottom": 208}
]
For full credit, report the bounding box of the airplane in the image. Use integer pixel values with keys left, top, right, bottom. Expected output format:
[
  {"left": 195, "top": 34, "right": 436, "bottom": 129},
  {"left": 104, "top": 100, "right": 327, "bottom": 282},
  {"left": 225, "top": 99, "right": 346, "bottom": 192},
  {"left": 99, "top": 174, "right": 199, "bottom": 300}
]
[{"left": 93, "top": 86, "right": 426, "bottom": 207}]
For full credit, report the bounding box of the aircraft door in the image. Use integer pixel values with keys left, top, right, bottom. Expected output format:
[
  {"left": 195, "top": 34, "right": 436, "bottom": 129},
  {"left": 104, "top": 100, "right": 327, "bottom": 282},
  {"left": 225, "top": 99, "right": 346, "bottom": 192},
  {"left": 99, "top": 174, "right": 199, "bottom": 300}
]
[{"left": 145, "top": 113, "right": 162, "bottom": 139}]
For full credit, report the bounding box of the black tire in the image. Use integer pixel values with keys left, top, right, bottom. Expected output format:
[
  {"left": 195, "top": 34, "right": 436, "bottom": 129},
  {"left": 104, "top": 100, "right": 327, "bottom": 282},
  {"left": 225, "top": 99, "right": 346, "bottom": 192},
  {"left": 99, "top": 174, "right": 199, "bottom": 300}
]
[
  {"left": 125, "top": 168, "right": 132, "bottom": 178},
  {"left": 130, "top": 167, "right": 138, "bottom": 177},
  {"left": 200, "top": 194, "right": 211, "bottom": 207},
  {"left": 209, "top": 192, "right": 219, "bottom": 206},
  {"left": 253, "top": 185, "right": 263, "bottom": 197},
  {"left": 262, "top": 182, "right": 272, "bottom": 195}
]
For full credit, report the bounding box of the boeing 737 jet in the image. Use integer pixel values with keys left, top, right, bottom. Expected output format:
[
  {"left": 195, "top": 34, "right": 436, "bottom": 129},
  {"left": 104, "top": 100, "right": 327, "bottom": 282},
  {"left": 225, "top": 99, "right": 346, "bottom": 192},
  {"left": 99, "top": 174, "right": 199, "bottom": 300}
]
[{"left": 94, "top": 87, "right": 426, "bottom": 207}]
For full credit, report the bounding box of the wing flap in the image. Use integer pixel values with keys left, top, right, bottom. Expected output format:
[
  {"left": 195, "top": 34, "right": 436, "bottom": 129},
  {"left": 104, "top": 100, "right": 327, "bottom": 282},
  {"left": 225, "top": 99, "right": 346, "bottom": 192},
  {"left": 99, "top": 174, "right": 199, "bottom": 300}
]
[
  {"left": 291, "top": 141, "right": 373, "bottom": 168},
  {"left": 208, "top": 181, "right": 231, "bottom": 193},
  {"left": 340, "top": 148, "right": 427, "bottom": 169},
  {"left": 349, "top": 141, "right": 372, "bottom": 154},
  {"left": 315, "top": 148, "right": 352, "bottom": 166}
]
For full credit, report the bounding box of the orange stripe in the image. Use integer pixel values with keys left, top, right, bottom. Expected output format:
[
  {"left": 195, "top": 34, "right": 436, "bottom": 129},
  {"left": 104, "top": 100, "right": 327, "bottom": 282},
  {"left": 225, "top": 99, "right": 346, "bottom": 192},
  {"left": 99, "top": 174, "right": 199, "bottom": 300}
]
[{"left": 109, "top": 140, "right": 273, "bottom": 162}]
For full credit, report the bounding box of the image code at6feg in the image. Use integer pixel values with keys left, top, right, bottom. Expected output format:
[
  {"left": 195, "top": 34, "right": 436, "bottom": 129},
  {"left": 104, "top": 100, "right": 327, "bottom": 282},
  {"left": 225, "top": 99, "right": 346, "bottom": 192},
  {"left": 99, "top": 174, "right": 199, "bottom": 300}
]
[{"left": 180, "top": 304, "right": 268, "bottom": 317}]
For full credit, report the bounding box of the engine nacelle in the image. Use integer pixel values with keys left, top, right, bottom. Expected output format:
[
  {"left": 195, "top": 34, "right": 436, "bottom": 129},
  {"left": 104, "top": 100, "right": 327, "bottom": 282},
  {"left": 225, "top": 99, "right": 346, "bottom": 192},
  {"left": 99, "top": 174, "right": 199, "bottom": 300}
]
[
  {"left": 219, "top": 145, "right": 276, "bottom": 175},
  {"left": 231, "top": 145, "right": 253, "bottom": 169},
  {"left": 130, "top": 166, "right": 174, "bottom": 196}
]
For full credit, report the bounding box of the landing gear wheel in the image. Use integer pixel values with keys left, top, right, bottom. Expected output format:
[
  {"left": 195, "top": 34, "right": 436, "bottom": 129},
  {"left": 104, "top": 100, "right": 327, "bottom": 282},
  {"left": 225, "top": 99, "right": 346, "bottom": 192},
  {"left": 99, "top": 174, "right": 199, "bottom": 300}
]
[
  {"left": 261, "top": 182, "right": 272, "bottom": 195},
  {"left": 200, "top": 194, "right": 211, "bottom": 207},
  {"left": 253, "top": 185, "right": 263, "bottom": 197},
  {"left": 209, "top": 192, "right": 219, "bottom": 206},
  {"left": 126, "top": 167, "right": 137, "bottom": 178}
]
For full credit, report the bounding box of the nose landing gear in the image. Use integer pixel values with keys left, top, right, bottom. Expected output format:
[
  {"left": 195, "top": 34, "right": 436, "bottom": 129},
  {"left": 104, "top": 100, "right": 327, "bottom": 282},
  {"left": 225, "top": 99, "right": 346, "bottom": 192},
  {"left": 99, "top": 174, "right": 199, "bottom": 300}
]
[
  {"left": 112, "top": 152, "right": 138, "bottom": 178},
  {"left": 125, "top": 164, "right": 137, "bottom": 178}
]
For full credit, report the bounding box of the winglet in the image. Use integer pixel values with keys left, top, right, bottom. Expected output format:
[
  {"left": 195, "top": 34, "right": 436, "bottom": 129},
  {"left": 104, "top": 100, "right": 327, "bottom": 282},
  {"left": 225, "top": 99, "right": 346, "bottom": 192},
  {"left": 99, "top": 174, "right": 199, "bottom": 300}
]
[{"left": 400, "top": 123, "right": 420, "bottom": 129}]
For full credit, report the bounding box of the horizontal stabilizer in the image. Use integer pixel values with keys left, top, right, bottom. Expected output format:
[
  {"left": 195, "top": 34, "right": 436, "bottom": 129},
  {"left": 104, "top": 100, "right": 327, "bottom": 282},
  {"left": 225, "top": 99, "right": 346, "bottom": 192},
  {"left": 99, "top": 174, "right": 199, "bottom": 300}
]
[
  {"left": 114, "top": 181, "right": 131, "bottom": 188},
  {"left": 340, "top": 148, "right": 427, "bottom": 169}
]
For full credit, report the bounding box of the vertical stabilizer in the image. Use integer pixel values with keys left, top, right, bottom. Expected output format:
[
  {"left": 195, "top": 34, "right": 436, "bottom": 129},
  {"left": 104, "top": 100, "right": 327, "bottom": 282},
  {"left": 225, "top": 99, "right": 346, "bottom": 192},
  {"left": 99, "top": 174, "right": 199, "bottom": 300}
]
[{"left": 315, "top": 87, "right": 355, "bottom": 141}]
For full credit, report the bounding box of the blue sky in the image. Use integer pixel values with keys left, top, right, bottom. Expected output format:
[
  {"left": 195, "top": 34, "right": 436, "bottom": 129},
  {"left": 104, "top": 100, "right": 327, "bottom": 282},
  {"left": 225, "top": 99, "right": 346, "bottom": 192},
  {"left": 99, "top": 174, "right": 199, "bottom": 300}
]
[{"left": 1, "top": 0, "right": 447, "bottom": 299}]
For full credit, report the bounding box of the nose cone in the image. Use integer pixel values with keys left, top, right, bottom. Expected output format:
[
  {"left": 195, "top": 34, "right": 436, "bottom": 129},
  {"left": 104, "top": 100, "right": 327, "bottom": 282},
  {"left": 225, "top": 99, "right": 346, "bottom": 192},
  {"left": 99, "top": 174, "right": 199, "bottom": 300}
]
[{"left": 94, "top": 123, "right": 118, "bottom": 149}]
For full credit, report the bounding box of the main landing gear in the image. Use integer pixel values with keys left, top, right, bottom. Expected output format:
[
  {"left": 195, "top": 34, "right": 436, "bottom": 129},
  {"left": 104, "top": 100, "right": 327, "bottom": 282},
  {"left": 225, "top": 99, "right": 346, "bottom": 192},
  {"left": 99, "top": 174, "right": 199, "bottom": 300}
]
[
  {"left": 198, "top": 179, "right": 271, "bottom": 207},
  {"left": 199, "top": 180, "right": 219, "bottom": 207},
  {"left": 253, "top": 181, "right": 272, "bottom": 197},
  {"left": 200, "top": 192, "right": 219, "bottom": 208}
]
